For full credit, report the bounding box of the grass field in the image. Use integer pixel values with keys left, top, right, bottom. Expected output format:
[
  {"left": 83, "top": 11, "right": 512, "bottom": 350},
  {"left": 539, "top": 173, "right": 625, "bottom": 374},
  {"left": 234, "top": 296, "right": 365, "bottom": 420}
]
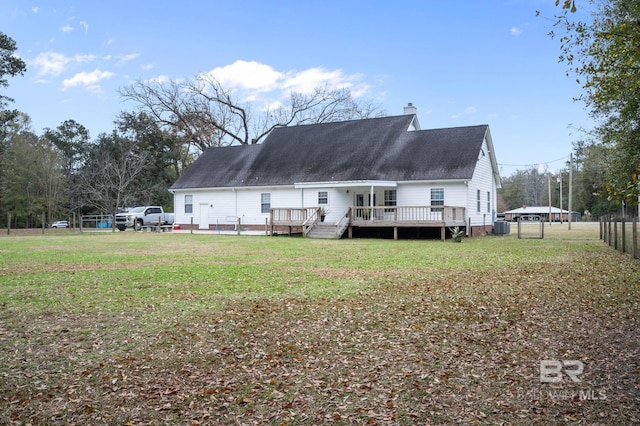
[{"left": 0, "top": 224, "right": 638, "bottom": 425}]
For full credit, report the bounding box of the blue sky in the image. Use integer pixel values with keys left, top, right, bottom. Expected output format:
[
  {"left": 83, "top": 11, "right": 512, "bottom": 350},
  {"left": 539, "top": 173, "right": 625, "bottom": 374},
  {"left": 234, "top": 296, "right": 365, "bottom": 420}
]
[{"left": 2, "top": 0, "right": 592, "bottom": 177}]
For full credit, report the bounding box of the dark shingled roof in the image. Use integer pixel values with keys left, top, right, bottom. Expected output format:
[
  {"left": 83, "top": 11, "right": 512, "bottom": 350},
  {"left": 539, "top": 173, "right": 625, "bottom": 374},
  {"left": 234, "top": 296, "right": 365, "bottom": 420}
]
[{"left": 170, "top": 115, "right": 489, "bottom": 189}]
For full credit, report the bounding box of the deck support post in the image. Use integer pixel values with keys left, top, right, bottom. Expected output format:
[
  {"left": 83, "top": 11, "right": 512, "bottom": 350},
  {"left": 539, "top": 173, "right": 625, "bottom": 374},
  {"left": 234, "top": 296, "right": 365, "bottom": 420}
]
[
  {"left": 394, "top": 227, "right": 398, "bottom": 240},
  {"left": 441, "top": 226, "right": 445, "bottom": 241}
]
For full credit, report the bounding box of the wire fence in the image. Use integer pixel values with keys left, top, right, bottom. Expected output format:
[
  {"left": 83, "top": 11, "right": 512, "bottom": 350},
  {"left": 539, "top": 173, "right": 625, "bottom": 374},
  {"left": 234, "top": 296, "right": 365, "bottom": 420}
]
[
  {"left": 517, "top": 216, "right": 544, "bottom": 239},
  {"left": 600, "top": 216, "right": 639, "bottom": 260}
]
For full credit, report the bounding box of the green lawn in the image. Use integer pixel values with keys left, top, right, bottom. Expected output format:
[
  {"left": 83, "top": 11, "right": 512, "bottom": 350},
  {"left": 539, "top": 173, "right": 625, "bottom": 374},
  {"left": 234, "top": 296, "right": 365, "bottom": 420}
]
[{"left": 0, "top": 224, "right": 638, "bottom": 425}]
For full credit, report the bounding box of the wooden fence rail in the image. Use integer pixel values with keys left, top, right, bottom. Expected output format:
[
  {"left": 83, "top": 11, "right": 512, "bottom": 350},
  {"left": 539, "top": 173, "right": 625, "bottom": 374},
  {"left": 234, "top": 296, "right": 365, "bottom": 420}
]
[{"left": 600, "top": 216, "right": 639, "bottom": 259}]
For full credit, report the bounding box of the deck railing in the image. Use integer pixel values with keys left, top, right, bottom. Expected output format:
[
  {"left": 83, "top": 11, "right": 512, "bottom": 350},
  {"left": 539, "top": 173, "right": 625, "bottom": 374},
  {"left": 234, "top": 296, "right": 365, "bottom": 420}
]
[
  {"left": 335, "top": 208, "right": 351, "bottom": 237},
  {"left": 271, "top": 206, "right": 466, "bottom": 235},
  {"left": 351, "top": 206, "right": 465, "bottom": 224},
  {"left": 271, "top": 207, "right": 319, "bottom": 225}
]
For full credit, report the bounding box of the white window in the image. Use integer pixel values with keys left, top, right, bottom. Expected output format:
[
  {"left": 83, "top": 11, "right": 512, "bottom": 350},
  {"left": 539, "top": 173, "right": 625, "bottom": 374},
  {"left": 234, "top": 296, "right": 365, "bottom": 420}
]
[
  {"left": 477, "top": 190, "right": 481, "bottom": 213},
  {"left": 261, "top": 193, "right": 271, "bottom": 214},
  {"left": 185, "top": 195, "right": 193, "bottom": 214},
  {"left": 318, "top": 191, "right": 328, "bottom": 205},
  {"left": 487, "top": 191, "right": 491, "bottom": 213},
  {"left": 384, "top": 190, "right": 397, "bottom": 207},
  {"left": 431, "top": 188, "right": 444, "bottom": 207}
]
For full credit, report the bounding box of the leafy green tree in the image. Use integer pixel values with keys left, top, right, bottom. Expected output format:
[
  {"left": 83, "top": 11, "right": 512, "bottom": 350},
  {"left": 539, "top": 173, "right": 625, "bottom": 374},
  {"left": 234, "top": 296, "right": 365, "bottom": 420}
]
[
  {"left": 499, "top": 167, "right": 549, "bottom": 209},
  {"left": 43, "top": 120, "right": 91, "bottom": 176},
  {"left": 114, "top": 111, "right": 195, "bottom": 210},
  {"left": 42, "top": 120, "right": 92, "bottom": 217},
  {"left": 0, "top": 117, "right": 66, "bottom": 227},
  {"left": 550, "top": 0, "right": 640, "bottom": 214},
  {"left": 0, "top": 33, "right": 27, "bottom": 130}
]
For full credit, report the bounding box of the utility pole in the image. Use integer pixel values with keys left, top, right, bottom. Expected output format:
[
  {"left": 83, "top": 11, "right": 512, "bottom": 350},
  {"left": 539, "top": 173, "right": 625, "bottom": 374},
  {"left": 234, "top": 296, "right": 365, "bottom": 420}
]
[
  {"left": 548, "top": 172, "right": 552, "bottom": 225},
  {"left": 568, "top": 153, "right": 573, "bottom": 231},
  {"left": 559, "top": 172, "right": 563, "bottom": 224}
]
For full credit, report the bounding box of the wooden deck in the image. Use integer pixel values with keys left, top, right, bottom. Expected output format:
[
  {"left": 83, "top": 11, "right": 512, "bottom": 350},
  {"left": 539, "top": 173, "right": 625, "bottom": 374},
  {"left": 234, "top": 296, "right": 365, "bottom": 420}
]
[{"left": 270, "top": 206, "right": 466, "bottom": 239}]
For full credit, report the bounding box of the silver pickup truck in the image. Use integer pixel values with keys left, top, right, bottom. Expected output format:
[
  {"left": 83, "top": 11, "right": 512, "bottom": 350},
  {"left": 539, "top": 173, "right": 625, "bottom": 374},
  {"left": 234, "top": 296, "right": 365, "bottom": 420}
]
[{"left": 115, "top": 206, "right": 174, "bottom": 231}]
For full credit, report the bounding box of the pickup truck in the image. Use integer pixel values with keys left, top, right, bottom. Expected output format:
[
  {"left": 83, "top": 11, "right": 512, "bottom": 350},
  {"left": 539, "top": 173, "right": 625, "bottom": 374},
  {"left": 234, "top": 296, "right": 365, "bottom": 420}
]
[{"left": 115, "top": 206, "right": 174, "bottom": 231}]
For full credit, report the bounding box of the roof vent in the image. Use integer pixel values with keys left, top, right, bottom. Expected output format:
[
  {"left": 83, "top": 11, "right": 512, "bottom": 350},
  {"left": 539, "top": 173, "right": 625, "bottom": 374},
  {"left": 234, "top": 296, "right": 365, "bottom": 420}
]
[{"left": 403, "top": 102, "right": 417, "bottom": 115}]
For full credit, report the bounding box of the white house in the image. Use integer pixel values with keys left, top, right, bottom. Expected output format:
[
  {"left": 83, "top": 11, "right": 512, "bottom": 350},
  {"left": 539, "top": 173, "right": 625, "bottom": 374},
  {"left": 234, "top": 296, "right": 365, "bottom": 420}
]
[{"left": 169, "top": 105, "right": 501, "bottom": 239}]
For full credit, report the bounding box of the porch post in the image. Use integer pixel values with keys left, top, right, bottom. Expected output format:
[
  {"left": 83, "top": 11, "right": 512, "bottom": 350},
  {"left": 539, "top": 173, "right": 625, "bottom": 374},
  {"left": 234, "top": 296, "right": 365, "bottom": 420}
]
[
  {"left": 270, "top": 209, "right": 273, "bottom": 236},
  {"left": 441, "top": 226, "right": 445, "bottom": 241},
  {"left": 370, "top": 185, "right": 374, "bottom": 221}
]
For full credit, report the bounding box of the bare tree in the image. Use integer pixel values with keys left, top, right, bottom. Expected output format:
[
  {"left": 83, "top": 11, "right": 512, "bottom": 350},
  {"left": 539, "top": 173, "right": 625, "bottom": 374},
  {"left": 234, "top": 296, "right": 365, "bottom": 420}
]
[
  {"left": 77, "top": 134, "right": 150, "bottom": 227},
  {"left": 120, "top": 76, "right": 383, "bottom": 153}
]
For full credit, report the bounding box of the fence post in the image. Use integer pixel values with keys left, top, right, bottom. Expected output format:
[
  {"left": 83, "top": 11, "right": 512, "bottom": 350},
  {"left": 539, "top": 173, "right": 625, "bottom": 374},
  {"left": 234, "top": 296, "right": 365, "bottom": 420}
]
[
  {"left": 6, "top": 213, "right": 10, "bottom": 235},
  {"left": 190, "top": 216, "right": 193, "bottom": 234},
  {"left": 633, "top": 218, "right": 638, "bottom": 259},
  {"left": 614, "top": 218, "right": 618, "bottom": 250},
  {"left": 599, "top": 216, "right": 603, "bottom": 240},
  {"left": 237, "top": 218, "right": 241, "bottom": 235},
  {"left": 608, "top": 216, "right": 612, "bottom": 247},
  {"left": 621, "top": 216, "right": 626, "bottom": 254}
]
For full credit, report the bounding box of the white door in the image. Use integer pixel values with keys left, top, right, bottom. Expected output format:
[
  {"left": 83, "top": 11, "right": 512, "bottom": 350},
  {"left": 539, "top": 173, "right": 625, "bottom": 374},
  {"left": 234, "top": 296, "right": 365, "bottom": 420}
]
[{"left": 199, "top": 203, "right": 209, "bottom": 230}]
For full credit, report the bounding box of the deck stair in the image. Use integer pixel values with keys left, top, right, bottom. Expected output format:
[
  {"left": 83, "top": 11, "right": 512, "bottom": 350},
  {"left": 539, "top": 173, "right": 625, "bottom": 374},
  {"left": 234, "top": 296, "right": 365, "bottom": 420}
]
[{"left": 306, "top": 223, "right": 341, "bottom": 239}]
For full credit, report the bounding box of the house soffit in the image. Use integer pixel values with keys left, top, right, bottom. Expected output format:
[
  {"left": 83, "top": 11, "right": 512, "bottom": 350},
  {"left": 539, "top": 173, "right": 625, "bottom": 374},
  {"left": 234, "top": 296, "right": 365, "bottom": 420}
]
[{"left": 294, "top": 180, "right": 398, "bottom": 189}]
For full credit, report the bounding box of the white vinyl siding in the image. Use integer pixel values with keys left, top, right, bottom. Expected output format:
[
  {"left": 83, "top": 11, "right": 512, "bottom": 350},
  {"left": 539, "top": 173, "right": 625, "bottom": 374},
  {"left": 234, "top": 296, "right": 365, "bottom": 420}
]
[{"left": 467, "top": 135, "right": 498, "bottom": 226}]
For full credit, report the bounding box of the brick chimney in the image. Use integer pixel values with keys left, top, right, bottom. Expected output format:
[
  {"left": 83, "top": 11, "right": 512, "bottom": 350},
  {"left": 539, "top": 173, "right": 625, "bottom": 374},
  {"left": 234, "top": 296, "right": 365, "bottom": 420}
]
[{"left": 403, "top": 102, "right": 417, "bottom": 115}]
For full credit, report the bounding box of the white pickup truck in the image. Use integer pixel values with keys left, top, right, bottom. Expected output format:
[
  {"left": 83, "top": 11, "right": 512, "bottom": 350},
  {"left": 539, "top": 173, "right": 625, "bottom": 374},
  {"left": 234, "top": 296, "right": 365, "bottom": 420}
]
[{"left": 115, "top": 206, "right": 174, "bottom": 231}]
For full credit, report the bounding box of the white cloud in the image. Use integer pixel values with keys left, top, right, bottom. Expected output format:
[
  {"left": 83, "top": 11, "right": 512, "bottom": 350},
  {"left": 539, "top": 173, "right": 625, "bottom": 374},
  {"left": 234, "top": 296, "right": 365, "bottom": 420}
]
[
  {"left": 141, "top": 64, "right": 154, "bottom": 71},
  {"left": 79, "top": 21, "right": 89, "bottom": 34},
  {"left": 282, "top": 67, "right": 345, "bottom": 93},
  {"left": 32, "top": 52, "right": 96, "bottom": 78},
  {"left": 118, "top": 53, "right": 140, "bottom": 64},
  {"left": 281, "top": 67, "right": 370, "bottom": 96},
  {"left": 33, "top": 52, "right": 71, "bottom": 77},
  {"left": 197, "top": 60, "right": 371, "bottom": 104},
  {"left": 451, "top": 106, "right": 477, "bottom": 119},
  {"left": 61, "top": 69, "right": 114, "bottom": 92},
  {"left": 510, "top": 27, "right": 523, "bottom": 36},
  {"left": 74, "top": 54, "right": 96, "bottom": 63},
  {"left": 60, "top": 24, "right": 74, "bottom": 33},
  {"left": 147, "top": 74, "right": 170, "bottom": 84},
  {"left": 201, "top": 60, "right": 283, "bottom": 91},
  {"left": 31, "top": 6, "right": 38, "bottom": 13}
]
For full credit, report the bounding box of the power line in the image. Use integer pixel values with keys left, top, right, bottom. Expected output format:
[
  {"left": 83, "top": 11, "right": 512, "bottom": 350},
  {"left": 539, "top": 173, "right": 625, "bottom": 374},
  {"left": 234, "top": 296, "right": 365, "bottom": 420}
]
[{"left": 498, "top": 155, "right": 570, "bottom": 169}]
